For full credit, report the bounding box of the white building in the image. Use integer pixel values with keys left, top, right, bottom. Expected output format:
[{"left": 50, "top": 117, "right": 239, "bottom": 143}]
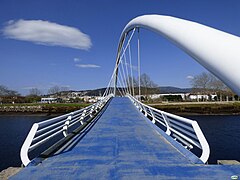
[
  {"left": 188, "top": 94, "right": 217, "bottom": 101},
  {"left": 41, "top": 98, "right": 57, "bottom": 103},
  {"left": 150, "top": 93, "right": 187, "bottom": 100}
]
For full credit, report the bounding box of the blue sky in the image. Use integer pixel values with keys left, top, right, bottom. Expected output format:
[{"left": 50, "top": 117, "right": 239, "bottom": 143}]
[{"left": 0, "top": 0, "right": 240, "bottom": 95}]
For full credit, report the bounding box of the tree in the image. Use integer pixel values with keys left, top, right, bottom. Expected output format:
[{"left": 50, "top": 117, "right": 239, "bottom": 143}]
[
  {"left": 125, "top": 76, "right": 138, "bottom": 95},
  {"left": 140, "top": 73, "right": 158, "bottom": 95},
  {"left": 190, "top": 72, "right": 236, "bottom": 101},
  {"left": 125, "top": 74, "right": 159, "bottom": 97},
  {"left": 208, "top": 74, "right": 227, "bottom": 101},
  {"left": 29, "top": 88, "right": 42, "bottom": 96},
  {"left": 48, "top": 85, "right": 61, "bottom": 95},
  {"left": 190, "top": 72, "right": 212, "bottom": 93},
  {"left": 208, "top": 73, "right": 226, "bottom": 91},
  {"left": 190, "top": 72, "right": 228, "bottom": 92},
  {"left": 0, "top": 85, "right": 19, "bottom": 96}
]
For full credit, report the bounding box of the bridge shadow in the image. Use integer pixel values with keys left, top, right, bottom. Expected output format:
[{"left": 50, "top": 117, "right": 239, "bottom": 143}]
[{"left": 35, "top": 99, "right": 112, "bottom": 162}]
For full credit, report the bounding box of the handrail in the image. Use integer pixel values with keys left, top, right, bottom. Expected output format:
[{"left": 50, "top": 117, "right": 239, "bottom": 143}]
[
  {"left": 20, "top": 94, "right": 113, "bottom": 166},
  {"left": 127, "top": 94, "right": 210, "bottom": 164}
]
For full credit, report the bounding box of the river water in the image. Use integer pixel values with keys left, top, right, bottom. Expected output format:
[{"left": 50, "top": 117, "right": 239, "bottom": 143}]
[
  {"left": 0, "top": 114, "right": 239, "bottom": 171},
  {"left": 186, "top": 115, "right": 240, "bottom": 164}
]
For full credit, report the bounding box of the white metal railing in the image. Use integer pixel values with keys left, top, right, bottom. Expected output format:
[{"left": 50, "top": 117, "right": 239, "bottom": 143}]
[
  {"left": 127, "top": 94, "right": 210, "bottom": 164},
  {"left": 20, "top": 94, "right": 113, "bottom": 166}
]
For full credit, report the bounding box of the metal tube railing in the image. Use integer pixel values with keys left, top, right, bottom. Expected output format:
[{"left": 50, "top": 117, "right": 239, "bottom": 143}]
[
  {"left": 20, "top": 94, "right": 113, "bottom": 166},
  {"left": 127, "top": 94, "right": 210, "bottom": 164}
]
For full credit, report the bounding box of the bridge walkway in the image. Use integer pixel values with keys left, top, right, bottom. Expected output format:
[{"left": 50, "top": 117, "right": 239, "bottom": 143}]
[{"left": 12, "top": 97, "right": 239, "bottom": 179}]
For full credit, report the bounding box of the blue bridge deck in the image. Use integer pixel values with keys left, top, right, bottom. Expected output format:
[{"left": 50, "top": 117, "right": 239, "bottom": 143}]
[{"left": 12, "top": 97, "right": 239, "bottom": 179}]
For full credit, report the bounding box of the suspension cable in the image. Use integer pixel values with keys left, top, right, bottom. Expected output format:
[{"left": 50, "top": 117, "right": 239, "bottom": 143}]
[
  {"left": 117, "top": 86, "right": 124, "bottom": 97},
  {"left": 120, "top": 57, "right": 128, "bottom": 94},
  {"left": 103, "top": 67, "right": 116, "bottom": 97},
  {"left": 108, "top": 45, "right": 131, "bottom": 97},
  {"left": 137, "top": 28, "right": 141, "bottom": 100},
  {"left": 123, "top": 53, "right": 131, "bottom": 95},
  {"left": 128, "top": 44, "right": 135, "bottom": 96},
  {"left": 111, "top": 28, "right": 137, "bottom": 97},
  {"left": 120, "top": 29, "right": 136, "bottom": 59},
  {"left": 118, "top": 65, "right": 128, "bottom": 95}
]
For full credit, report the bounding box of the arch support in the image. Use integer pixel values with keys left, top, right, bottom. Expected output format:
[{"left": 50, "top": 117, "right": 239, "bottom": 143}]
[{"left": 114, "top": 15, "right": 240, "bottom": 96}]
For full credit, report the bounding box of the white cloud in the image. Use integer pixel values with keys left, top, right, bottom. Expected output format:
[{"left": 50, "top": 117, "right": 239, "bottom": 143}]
[
  {"left": 75, "top": 64, "right": 100, "bottom": 68},
  {"left": 186, "top": 75, "right": 194, "bottom": 80},
  {"left": 74, "top": 57, "right": 81, "bottom": 62},
  {"left": 2, "top": 19, "right": 92, "bottom": 50}
]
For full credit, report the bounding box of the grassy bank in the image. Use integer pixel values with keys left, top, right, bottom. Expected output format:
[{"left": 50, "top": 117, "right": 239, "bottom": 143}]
[
  {"left": 0, "top": 103, "right": 91, "bottom": 114},
  {"left": 1, "top": 101, "right": 240, "bottom": 115},
  {"left": 148, "top": 101, "right": 240, "bottom": 115}
]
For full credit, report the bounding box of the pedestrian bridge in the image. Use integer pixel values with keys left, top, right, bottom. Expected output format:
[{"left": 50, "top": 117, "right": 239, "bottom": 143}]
[
  {"left": 12, "top": 96, "right": 239, "bottom": 179},
  {"left": 12, "top": 14, "right": 240, "bottom": 179}
]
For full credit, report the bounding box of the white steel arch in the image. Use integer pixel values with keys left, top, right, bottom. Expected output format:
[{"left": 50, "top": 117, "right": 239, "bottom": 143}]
[{"left": 114, "top": 15, "right": 240, "bottom": 96}]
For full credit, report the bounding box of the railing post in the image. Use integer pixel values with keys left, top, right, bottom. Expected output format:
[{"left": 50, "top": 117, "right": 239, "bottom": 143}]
[
  {"left": 149, "top": 109, "right": 156, "bottom": 124},
  {"left": 192, "top": 121, "right": 210, "bottom": 163},
  {"left": 135, "top": 102, "right": 140, "bottom": 109},
  {"left": 79, "top": 110, "right": 86, "bottom": 125},
  {"left": 143, "top": 106, "right": 148, "bottom": 117},
  {"left": 20, "top": 123, "right": 39, "bottom": 166},
  {"left": 90, "top": 106, "right": 95, "bottom": 117},
  {"left": 63, "top": 115, "right": 71, "bottom": 137},
  {"left": 96, "top": 104, "right": 100, "bottom": 112},
  {"left": 161, "top": 112, "right": 171, "bottom": 135}
]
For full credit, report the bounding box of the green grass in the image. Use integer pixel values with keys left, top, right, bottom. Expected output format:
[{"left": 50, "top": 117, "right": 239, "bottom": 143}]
[
  {"left": 0, "top": 103, "right": 91, "bottom": 107},
  {"left": 150, "top": 102, "right": 240, "bottom": 115},
  {"left": 0, "top": 103, "right": 92, "bottom": 113},
  {"left": 43, "top": 103, "right": 91, "bottom": 108}
]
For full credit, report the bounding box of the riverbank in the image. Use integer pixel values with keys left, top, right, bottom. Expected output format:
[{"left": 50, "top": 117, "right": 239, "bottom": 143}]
[
  {"left": 0, "top": 167, "right": 22, "bottom": 179},
  {"left": 0, "top": 103, "right": 90, "bottom": 114},
  {"left": 149, "top": 101, "right": 240, "bottom": 115},
  {"left": 1, "top": 101, "right": 240, "bottom": 115}
]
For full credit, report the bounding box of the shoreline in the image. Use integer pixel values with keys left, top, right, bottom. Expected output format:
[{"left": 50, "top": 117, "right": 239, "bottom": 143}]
[
  {"left": 1, "top": 101, "right": 240, "bottom": 116},
  {"left": 0, "top": 103, "right": 89, "bottom": 115},
  {"left": 0, "top": 112, "right": 63, "bottom": 116},
  {"left": 0, "top": 167, "right": 22, "bottom": 179},
  {"left": 148, "top": 101, "right": 240, "bottom": 115}
]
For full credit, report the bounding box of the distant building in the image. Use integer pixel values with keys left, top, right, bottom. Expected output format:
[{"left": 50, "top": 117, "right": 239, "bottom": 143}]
[
  {"left": 188, "top": 94, "right": 209, "bottom": 100},
  {"left": 149, "top": 93, "right": 218, "bottom": 101},
  {"left": 41, "top": 98, "right": 57, "bottom": 103},
  {"left": 83, "top": 96, "right": 101, "bottom": 103},
  {"left": 88, "top": 99, "right": 97, "bottom": 103},
  {"left": 150, "top": 93, "right": 187, "bottom": 100},
  {"left": 188, "top": 94, "right": 217, "bottom": 101}
]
